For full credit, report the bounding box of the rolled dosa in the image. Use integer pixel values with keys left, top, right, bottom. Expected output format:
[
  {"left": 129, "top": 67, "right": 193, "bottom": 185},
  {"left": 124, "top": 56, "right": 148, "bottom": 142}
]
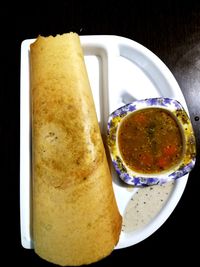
[{"left": 30, "top": 33, "right": 122, "bottom": 266}]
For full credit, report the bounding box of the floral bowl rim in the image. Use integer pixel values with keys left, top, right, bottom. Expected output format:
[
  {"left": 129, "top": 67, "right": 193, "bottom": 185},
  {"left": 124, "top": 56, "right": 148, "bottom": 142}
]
[{"left": 107, "top": 97, "right": 196, "bottom": 186}]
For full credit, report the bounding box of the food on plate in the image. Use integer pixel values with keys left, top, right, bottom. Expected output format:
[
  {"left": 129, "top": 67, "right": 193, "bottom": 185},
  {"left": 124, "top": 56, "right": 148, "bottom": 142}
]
[
  {"left": 30, "top": 33, "right": 122, "bottom": 266},
  {"left": 118, "top": 108, "right": 183, "bottom": 173}
]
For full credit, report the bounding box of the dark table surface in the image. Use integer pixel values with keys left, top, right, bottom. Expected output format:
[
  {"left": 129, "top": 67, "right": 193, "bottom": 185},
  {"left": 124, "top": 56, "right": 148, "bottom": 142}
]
[{"left": 2, "top": 0, "right": 200, "bottom": 266}]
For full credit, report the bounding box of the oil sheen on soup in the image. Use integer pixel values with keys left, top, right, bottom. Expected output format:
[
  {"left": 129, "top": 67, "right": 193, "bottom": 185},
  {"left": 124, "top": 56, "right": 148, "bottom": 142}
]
[{"left": 117, "top": 108, "right": 183, "bottom": 173}]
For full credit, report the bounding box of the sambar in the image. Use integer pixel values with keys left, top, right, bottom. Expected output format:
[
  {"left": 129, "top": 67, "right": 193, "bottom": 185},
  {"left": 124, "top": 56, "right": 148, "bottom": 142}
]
[{"left": 117, "top": 108, "right": 183, "bottom": 174}]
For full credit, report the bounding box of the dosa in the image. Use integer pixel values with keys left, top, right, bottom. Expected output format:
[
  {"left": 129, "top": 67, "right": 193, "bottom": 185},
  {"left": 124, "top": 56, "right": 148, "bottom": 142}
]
[{"left": 30, "top": 33, "right": 122, "bottom": 266}]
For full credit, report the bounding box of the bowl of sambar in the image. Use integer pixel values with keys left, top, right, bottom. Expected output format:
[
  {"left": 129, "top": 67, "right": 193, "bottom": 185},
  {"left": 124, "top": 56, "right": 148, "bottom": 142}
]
[{"left": 107, "top": 98, "right": 196, "bottom": 186}]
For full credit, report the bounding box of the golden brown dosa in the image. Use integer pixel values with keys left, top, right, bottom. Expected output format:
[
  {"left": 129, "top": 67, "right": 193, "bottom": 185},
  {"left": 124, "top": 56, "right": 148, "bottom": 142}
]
[{"left": 30, "top": 33, "right": 122, "bottom": 266}]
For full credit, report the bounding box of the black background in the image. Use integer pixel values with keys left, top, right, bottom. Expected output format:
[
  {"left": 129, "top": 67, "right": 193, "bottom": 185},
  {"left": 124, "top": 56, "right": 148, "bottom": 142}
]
[{"left": 1, "top": 0, "right": 200, "bottom": 266}]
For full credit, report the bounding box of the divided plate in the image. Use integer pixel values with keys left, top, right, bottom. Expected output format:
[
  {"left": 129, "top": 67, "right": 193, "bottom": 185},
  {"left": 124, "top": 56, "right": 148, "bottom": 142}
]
[{"left": 20, "top": 35, "right": 189, "bottom": 249}]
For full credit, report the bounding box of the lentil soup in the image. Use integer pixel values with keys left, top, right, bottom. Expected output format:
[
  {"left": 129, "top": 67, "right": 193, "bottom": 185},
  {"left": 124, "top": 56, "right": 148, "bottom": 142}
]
[{"left": 117, "top": 108, "right": 183, "bottom": 174}]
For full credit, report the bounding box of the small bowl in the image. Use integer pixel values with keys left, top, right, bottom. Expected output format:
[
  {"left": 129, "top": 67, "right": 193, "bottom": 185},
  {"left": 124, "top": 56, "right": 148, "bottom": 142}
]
[{"left": 107, "top": 97, "right": 196, "bottom": 186}]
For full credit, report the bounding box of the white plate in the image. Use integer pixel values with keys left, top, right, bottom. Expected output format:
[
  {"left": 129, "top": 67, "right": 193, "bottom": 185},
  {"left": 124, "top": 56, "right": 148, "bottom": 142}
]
[{"left": 20, "top": 35, "right": 188, "bottom": 250}]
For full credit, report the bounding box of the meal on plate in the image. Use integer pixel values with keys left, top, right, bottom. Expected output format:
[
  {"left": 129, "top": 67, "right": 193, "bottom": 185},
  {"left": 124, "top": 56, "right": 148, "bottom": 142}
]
[{"left": 30, "top": 32, "right": 122, "bottom": 266}]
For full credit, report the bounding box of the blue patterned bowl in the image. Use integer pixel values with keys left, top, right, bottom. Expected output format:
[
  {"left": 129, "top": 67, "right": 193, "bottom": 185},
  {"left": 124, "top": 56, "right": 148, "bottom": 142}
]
[{"left": 107, "top": 98, "right": 196, "bottom": 186}]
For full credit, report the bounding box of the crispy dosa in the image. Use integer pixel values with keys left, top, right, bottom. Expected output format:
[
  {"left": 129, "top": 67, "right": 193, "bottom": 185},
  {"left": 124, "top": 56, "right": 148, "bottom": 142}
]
[{"left": 30, "top": 33, "right": 122, "bottom": 266}]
